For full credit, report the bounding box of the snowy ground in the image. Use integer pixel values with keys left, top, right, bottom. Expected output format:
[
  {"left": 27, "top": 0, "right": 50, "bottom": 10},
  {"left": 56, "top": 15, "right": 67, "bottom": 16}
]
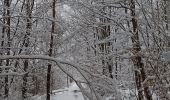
[
  {"left": 29, "top": 83, "right": 169, "bottom": 100},
  {"left": 30, "top": 83, "right": 84, "bottom": 100}
]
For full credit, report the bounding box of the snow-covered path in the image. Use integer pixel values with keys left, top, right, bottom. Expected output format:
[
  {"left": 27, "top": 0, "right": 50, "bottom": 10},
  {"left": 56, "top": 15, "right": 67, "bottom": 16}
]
[
  {"left": 51, "top": 83, "right": 84, "bottom": 100},
  {"left": 31, "top": 83, "right": 84, "bottom": 100}
]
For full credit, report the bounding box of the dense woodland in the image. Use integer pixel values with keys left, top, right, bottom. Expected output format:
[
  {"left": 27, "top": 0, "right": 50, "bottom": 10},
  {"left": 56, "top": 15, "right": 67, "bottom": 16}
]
[{"left": 0, "top": 0, "right": 170, "bottom": 100}]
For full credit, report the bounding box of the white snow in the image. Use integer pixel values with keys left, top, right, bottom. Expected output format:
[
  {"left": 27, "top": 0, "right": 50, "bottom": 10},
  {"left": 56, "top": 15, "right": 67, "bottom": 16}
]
[
  {"left": 161, "top": 51, "right": 170, "bottom": 61},
  {"left": 30, "top": 83, "right": 84, "bottom": 100}
]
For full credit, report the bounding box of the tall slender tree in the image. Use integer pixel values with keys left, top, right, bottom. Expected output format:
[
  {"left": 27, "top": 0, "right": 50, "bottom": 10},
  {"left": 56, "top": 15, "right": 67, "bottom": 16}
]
[
  {"left": 97, "top": 0, "right": 113, "bottom": 79},
  {"left": 0, "top": 0, "right": 11, "bottom": 98},
  {"left": 4, "top": 0, "right": 11, "bottom": 98},
  {"left": 129, "top": 0, "right": 152, "bottom": 100},
  {"left": 22, "top": 0, "right": 34, "bottom": 99},
  {"left": 46, "top": 0, "right": 56, "bottom": 100}
]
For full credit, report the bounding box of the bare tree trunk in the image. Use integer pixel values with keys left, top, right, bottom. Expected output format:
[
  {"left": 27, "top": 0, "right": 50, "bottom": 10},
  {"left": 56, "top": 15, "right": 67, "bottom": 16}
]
[
  {"left": 5, "top": 0, "right": 11, "bottom": 98},
  {"left": 22, "top": 0, "right": 33, "bottom": 99},
  {"left": 67, "top": 75, "right": 69, "bottom": 87},
  {"left": 115, "top": 48, "right": 118, "bottom": 79},
  {"left": 0, "top": 0, "right": 11, "bottom": 98},
  {"left": 98, "top": 0, "right": 113, "bottom": 79},
  {"left": 0, "top": 0, "right": 6, "bottom": 66},
  {"left": 0, "top": 0, "right": 5, "bottom": 97},
  {"left": 129, "top": 0, "right": 152, "bottom": 100},
  {"left": 46, "top": 0, "right": 56, "bottom": 100}
]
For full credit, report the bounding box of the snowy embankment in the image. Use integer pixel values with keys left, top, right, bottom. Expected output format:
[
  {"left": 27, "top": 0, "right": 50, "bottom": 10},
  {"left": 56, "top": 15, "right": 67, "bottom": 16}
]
[{"left": 29, "top": 83, "right": 84, "bottom": 100}]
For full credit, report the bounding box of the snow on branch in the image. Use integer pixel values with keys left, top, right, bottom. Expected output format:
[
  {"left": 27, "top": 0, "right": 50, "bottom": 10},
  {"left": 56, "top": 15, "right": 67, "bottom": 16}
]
[
  {"left": 161, "top": 51, "right": 170, "bottom": 61},
  {"left": 142, "top": 76, "right": 156, "bottom": 86},
  {"left": 0, "top": 72, "right": 27, "bottom": 77},
  {"left": 166, "top": 84, "right": 170, "bottom": 88},
  {"left": 0, "top": 66, "right": 14, "bottom": 69},
  {"left": 0, "top": 55, "right": 101, "bottom": 100}
]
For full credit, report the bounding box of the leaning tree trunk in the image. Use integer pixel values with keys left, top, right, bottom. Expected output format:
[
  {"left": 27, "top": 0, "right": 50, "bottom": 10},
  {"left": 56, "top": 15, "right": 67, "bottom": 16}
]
[
  {"left": 46, "top": 0, "right": 56, "bottom": 100},
  {"left": 129, "top": 0, "right": 152, "bottom": 100}
]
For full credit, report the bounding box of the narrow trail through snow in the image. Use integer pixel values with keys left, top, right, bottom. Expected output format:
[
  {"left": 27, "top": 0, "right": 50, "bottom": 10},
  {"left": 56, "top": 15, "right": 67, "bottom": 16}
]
[
  {"left": 51, "top": 83, "right": 84, "bottom": 100},
  {"left": 32, "top": 83, "right": 84, "bottom": 100}
]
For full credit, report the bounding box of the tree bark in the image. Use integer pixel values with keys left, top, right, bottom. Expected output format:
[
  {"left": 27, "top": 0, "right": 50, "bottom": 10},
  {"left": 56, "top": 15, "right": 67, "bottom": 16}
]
[
  {"left": 129, "top": 0, "right": 152, "bottom": 100},
  {"left": 5, "top": 0, "right": 11, "bottom": 98},
  {"left": 0, "top": 0, "right": 11, "bottom": 98},
  {"left": 99, "top": 0, "right": 113, "bottom": 79},
  {"left": 46, "top": 0, "right": 56, "bottom": 100},
  {"left": 22, "top": 0, "right": 33, "bottom": 99}
]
